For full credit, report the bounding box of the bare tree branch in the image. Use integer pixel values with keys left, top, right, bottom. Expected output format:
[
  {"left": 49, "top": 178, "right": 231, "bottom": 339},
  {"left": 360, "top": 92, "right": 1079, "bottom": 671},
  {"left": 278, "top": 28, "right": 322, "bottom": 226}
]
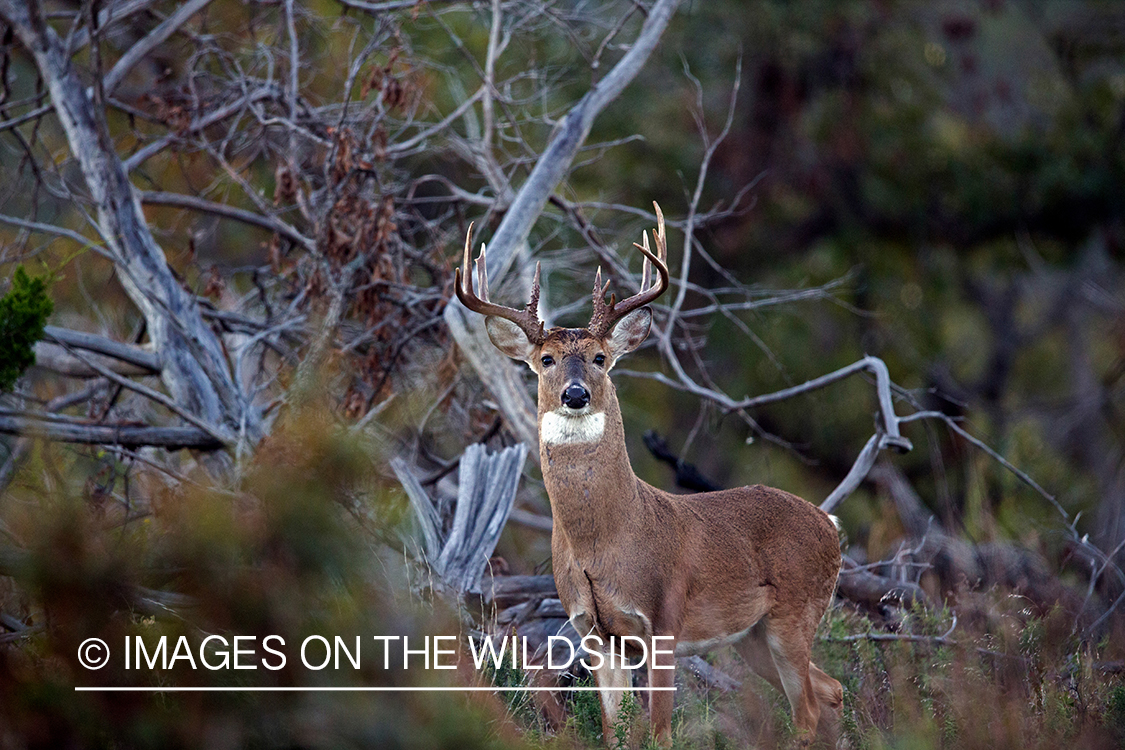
[
  {"left": 0, "top": 0, "right": 261, "bottom": 456},
  {"left": 103, "top": 0, "right": 216, "bottom": 96},
  {"left": 42, "top": 325, "right": 161, "bottom": 373},
  {"left": 0, "top": 212, "right": 112, "bottom": 260},
  {"left": 479, "top": 0, "right": 681, "bottom": 283},
  {"left": 138, "top": 191, "right": 313, "bottom": 251},
  {"left": 51, "top": 340, "right": 230, "bottom": 448},
  {"left": 31, "top": 344, "right": 153, "bottom": 378},
  {"left": 123, "top": 87, "right": 279, "bottom": 172},
  {"left": 0, "top": 415, "right": 223, "bottom": 450}
]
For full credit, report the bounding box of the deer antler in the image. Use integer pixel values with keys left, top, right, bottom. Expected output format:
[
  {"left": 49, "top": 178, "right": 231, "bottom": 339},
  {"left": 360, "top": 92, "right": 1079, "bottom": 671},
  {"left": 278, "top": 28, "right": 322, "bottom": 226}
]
[
  {"left": 588, "top": 202, "right": 670, "bottom": 338},
  {"left": 454, "top": 223, "right": 546, "bottom": 345}
]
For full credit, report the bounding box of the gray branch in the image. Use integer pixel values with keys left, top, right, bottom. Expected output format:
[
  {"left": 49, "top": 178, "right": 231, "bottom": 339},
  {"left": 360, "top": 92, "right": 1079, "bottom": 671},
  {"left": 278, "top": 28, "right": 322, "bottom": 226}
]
[
  {"left": 32, "top": 344, "right": 154, "bottom": 378},
  {"left": 395, "top": 443, "right": 528, "bottom": 594},
  {"left": 0, "top": 415, "right": 224, "bottom": 450},
  {"left": 42, "top": 325, "right": 161, "bottom": 373},
  {"left": 102, "top": 0, "right": 216, "bottom": 96},
  {"left": 139, "top": 191, "right": 314, "bottom": 251},
  {"left": 480, "top": 0, "right": 680, "bottom": 283},
  {"left": 123, "top": 87, "right": 279, "bottom": 172}
]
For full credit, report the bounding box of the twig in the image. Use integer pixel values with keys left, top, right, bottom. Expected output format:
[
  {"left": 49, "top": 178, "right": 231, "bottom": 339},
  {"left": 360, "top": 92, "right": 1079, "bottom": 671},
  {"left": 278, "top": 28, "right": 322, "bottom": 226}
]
[
  {"left": 0, "top": 415, "right": 223, "bottom": 450},
  {"left": 103, "top": 0, "right": 216, "bottom": 95},
  {"left": 0, "top": 212, "right": 112, "bottom": 260},
  {"left": 139, "top": 191, "right": 314, "bottom": 251},
  {"left": 51, "top": 341, "right": 230, "bottom": 447},
  {"left": 123, "top": 86, "right": 279, "bottom": 172},
  {"left": 824, "top": 614, "right": 958, "bottom": 645}
]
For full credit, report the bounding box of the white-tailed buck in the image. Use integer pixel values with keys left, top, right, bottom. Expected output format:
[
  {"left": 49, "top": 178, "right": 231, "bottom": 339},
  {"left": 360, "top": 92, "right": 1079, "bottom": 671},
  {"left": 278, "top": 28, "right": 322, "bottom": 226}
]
[{"left": 456, "top": 204, "right": 843, "bottom": 747}]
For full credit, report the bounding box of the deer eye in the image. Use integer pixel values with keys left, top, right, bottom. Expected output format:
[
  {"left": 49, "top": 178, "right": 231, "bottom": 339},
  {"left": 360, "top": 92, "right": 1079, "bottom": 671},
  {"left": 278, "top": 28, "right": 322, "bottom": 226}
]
[
  {"left": 541, "top": 355, "right": 555, "bottom": 367},
  {"left": 593, "top": 353, "right": 606, "bottom": 366}
]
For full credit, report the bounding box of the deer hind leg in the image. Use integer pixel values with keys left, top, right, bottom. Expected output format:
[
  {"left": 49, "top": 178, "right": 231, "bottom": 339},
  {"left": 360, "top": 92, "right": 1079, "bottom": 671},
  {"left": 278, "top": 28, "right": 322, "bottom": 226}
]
[
  {"left": 808, "top": 661, "right": 843, "bottom": 746},
  {"left": 756, "top": 615, "right": 823, "bottom": 744},
  {"left": 735, "top": 620, "right": 786, "bottom": 693},
  {"left": 737, "top": 618, "right": 842, "bottom": 747},
  {"left": 733, "top": 629, "right": 841, "bottom": 746}
]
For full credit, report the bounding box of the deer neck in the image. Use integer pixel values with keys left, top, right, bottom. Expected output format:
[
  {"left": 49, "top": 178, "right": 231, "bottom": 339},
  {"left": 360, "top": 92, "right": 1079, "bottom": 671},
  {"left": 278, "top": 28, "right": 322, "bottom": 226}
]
[{"left": 538, "top": 392, "right": 639, "bottom": 548}]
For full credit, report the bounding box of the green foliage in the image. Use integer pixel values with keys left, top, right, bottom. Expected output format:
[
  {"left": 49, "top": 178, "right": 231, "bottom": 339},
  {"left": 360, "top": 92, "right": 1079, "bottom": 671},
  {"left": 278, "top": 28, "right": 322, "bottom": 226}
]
[
  {"left": 566, "top": 675, "right": 606, "bottom": 745},
  {"left": 1108, "top": 685, "right": 1125, "bottom": 743},
  {"left": 611, "top": 690, "right": 640, "bottom": 750},
  {"left": 0, "top": 266, "right": 53, "bottom": 391}
]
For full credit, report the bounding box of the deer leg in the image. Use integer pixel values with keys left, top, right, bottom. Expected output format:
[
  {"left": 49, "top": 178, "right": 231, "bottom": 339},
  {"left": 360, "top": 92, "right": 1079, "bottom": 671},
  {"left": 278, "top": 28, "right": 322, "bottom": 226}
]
[
  {"left": 593, "top": 647, "right": 632, "bottom": 745},
  {"left": 734, "top": 620, "right": 786, "bottom": 694},
  {"left": 762, "top": 617, "right": 821, "bottom": 742},
  {"left": 738, "top": 618, "right": 841, "bottom": 746},
  {"left": 646, "top": 638, "right": 676, "bottom": 747},
  {"left": 808, "top": 661, "right": 843, "bottom": 746}
]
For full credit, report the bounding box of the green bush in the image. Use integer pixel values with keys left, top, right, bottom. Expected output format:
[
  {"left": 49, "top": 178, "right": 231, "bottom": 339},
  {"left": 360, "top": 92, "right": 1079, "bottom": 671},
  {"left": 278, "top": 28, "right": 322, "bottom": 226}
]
[{"left": 0, "top": 266, "right": 53, "bottom": 392}]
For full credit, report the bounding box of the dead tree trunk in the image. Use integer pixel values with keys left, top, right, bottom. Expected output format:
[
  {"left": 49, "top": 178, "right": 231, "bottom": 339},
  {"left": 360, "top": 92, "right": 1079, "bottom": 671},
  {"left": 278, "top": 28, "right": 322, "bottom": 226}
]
[{"left": 394, "top": 443, "right": 528, "bottom": 595}]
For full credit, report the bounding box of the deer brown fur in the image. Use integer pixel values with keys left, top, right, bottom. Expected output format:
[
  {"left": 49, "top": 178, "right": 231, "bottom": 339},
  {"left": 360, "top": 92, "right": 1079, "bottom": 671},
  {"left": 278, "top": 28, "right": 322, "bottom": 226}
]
[{"left": 456, "top": 204, "right": 843, "bottom": 747}]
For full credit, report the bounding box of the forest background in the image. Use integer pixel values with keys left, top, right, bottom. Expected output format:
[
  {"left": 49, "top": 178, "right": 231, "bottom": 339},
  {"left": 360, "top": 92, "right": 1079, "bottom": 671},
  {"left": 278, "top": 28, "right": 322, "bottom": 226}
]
[{"left": 0, "top": 0, "right": 1123, "bottom": 748}]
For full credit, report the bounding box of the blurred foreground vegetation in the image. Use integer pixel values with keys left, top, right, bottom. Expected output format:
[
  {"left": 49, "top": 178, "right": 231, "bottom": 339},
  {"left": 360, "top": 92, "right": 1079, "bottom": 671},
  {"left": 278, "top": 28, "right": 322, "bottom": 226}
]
[{"left": 1, "top": 405, "right": 518, "bottom": 748}]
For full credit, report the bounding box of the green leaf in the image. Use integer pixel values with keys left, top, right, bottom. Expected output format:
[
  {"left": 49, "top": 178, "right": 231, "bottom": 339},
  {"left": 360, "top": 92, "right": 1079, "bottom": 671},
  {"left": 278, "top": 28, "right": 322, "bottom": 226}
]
[{"left": 0, "top": 266, "right": 54, "bottom": 392}]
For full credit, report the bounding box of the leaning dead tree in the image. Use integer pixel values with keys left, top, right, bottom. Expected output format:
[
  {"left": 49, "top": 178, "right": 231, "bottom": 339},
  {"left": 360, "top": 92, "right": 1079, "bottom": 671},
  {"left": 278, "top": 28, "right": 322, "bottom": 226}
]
[{"left": 0, "top": 0, "right": 261, "bottom": 458}]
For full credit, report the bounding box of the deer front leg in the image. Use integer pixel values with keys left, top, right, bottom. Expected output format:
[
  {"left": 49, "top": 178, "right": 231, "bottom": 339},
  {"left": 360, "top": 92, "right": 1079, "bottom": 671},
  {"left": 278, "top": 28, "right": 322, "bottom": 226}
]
[
  {"left": 647, "top": 635, "right": 676, "bottom": 747},
  {"left": 592, "top": 646, "right": 632, "bottom": 745}
]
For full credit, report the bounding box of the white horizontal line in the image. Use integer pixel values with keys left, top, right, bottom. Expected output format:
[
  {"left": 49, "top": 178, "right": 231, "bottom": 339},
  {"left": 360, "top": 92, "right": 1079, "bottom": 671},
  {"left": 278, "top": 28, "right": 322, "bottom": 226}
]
[{"left": 74, "top": 686, "right": 677, "bottom": 693}]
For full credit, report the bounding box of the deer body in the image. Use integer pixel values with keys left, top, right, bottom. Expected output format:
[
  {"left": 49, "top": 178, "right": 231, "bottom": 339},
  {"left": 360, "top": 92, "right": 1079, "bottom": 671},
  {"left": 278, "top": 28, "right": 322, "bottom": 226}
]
[{"left": 457, "top": 206, "right": 843, "bottom": 746}]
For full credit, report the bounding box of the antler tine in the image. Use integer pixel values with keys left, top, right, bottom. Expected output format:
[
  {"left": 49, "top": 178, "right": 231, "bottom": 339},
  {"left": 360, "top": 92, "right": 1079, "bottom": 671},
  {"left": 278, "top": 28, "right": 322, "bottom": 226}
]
[
  {"left": 454, "top": 224, "right": 546, "bottom": 344},
  {"left": 591, "top": 266, "right": 610, "bottom": 305},
  {"left": 587, "top": 201, "right": 671, "bottom": 337},
  {"left": 529, "top": 261, "right": 541, "bottom": 312},
  {"left": 476, "top": 243, "right": 489, "bottom": 301},
  {"left": 459, "top": 222, "right": 475, "bottom": 296},
  {"left": 589, "top": 266, "right": 614, "bottom": 336},
  {"left": 640, "top": 230, "right": 652, "bottom": 291}
]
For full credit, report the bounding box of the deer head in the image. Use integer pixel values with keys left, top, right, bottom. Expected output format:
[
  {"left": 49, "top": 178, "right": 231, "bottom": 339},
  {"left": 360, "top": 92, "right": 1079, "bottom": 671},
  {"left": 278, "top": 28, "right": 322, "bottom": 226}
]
[{"left": 455, "top": 204, "right": 670, "bottom": 442}]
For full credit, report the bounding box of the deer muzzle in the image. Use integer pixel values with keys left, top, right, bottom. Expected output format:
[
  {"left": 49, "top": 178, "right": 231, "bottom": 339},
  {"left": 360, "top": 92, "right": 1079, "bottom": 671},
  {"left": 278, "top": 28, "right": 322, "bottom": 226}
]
[{"left": 562, "top": 383, "right": 590, "bottom": 410}]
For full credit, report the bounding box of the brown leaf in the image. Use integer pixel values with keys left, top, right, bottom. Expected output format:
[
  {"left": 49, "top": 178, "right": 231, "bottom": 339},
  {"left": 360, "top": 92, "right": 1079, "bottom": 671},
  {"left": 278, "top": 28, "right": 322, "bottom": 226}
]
[
  {"left": 202, "top": 265, "right": 225, "bottom": 299},
  {"left": 274, "top": 165, "right": 297, "bottom": 205}
]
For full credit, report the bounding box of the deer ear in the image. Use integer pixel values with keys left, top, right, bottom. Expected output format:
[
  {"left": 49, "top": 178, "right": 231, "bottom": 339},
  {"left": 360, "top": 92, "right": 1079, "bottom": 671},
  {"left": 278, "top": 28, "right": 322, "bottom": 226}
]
[
  {"left": 605, "top": 307, "right": 652, "bottom": 365},
  {"left": 485, "top": 316, "right": 537, "bottom": 363}
]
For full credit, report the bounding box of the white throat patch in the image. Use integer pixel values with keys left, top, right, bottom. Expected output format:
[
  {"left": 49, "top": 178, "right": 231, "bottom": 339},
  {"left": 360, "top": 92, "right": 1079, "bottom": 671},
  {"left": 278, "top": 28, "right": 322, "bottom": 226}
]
[{"left": 540, "top": 410, "right": 606, "bottom": 445}]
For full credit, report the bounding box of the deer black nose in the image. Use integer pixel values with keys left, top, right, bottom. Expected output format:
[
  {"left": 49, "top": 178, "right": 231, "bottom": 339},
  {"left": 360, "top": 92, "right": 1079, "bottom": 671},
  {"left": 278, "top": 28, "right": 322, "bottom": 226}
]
[{"left": 562, "top": 383, "right": 590, "bottom": 410}]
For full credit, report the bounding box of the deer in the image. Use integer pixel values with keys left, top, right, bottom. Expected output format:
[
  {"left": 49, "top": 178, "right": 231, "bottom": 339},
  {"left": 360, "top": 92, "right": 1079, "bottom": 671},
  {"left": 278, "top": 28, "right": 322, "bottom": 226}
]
[{"left": 455, "top": 204, "right": 844, "bottom": 747}]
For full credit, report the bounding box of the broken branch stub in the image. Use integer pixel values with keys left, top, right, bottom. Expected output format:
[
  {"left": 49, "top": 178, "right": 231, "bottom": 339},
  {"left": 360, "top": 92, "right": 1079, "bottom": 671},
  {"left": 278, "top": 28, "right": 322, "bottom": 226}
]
[{"left": 397, "top": 442, "right": 528, "bottom": 594}]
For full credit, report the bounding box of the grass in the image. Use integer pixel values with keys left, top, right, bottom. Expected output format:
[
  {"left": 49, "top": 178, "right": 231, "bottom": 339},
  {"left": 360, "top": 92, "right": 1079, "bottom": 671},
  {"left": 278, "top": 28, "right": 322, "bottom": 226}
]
[{"left": 480, "top": 599, "right": 1124, "bottom": 749}]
